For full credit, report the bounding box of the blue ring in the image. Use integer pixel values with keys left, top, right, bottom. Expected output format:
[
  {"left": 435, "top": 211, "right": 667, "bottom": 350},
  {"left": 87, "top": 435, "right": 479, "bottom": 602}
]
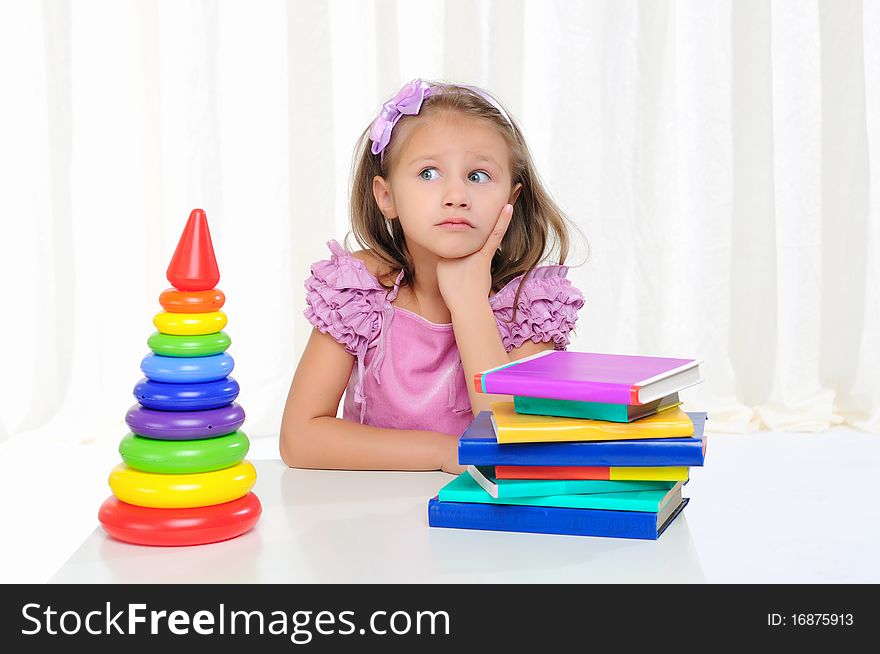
[
  {"left": 133, "top": 377, "right": 240, "bottom": 411},
  {"left": 140, "top": 352, "right": 234, "bottom": 383}
]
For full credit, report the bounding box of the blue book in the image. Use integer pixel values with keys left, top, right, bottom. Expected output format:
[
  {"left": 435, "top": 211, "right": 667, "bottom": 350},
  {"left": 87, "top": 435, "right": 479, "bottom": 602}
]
[
  {"left": 458, "top": 411, "right": 707, "bottom": 467},
  {"left": 428, "top": 489, "right": 688, "bottom": 540}
]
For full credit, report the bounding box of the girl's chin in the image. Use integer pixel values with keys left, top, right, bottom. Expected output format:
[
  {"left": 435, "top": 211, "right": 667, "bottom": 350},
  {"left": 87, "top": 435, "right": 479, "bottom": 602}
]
[
  {"left": 432, "top": 243, "right": 482, "bottom": 260},
  {"left": 408, "top": 235, "right": 482, "bottom": 260}
]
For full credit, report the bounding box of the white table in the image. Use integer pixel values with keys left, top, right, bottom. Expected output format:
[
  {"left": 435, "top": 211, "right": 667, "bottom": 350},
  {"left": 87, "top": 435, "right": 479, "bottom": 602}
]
[{"left": 51, "top": 430, "right": 880, "bottom": 583}]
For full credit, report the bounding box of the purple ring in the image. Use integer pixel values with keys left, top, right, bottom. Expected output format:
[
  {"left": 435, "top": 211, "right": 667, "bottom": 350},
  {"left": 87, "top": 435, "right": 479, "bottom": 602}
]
[{"left": 125, "top": 403, "right": 245, "bottom": 440}]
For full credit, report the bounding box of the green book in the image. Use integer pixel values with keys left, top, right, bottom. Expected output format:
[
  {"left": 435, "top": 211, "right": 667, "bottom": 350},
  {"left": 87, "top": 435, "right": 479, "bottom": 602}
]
[
  {"left": 439, "top": 472, "right": 683, "bottom": 513},
  {"left": 466, "top": 465, "right": 676, "bottom": 499},
  {"left": 513, "top": 392, "right": 681, "bottom": 422}
]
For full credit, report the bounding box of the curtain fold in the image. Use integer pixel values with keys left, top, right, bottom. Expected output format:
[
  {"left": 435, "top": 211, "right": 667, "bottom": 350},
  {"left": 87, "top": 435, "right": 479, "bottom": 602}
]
[
  {"left": 730, "top": 0, "right": 778, "bottom": 426},
  {"left": 817, "top": 0, "right": 871, "bottom": 420},
  {"left": 1, "top": 0, "right": 878, "bottom": 444},
  {"left": 288, "top": 0, "right": 333, "bottom": 381},
  {"left": 29, "top": 0, "right": 75, "bottom": 433}
]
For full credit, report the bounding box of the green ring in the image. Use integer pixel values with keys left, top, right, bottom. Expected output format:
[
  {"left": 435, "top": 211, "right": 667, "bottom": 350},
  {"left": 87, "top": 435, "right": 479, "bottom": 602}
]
[
  {"left": 119, "top": 430, "right": 250, "bottom": 474},
  {"left": 147, "top": 331, "right": 231, "bottom": 357}
]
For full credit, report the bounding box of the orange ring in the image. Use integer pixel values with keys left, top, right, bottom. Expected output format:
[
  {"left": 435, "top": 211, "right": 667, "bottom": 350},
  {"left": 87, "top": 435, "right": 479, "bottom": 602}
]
[{"left": 159, "top": 288, "right": 226, "bottom": 313}]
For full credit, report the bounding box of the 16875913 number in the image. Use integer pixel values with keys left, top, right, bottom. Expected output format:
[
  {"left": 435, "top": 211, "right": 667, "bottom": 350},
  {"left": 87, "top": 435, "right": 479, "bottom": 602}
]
[{"left": 767, "top": 613, "right": 854, "bottom": 627}]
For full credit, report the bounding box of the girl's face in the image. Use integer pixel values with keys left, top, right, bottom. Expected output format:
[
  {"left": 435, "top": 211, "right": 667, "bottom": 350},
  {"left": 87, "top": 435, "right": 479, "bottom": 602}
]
[{"left": 373, "top": 112, "right": 522, "bottom": 262}]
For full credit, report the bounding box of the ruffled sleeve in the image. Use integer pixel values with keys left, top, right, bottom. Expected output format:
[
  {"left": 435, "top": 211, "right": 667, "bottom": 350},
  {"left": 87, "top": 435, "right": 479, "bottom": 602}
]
[
  {"left": 304, "top": 240, "right": 400, "bottom": 422},
  {"left": 304, "top": 240, "right": 390, "bottom": 355},
  {"left": 490, "top": 265, "right": 585, "bottom": 353}
]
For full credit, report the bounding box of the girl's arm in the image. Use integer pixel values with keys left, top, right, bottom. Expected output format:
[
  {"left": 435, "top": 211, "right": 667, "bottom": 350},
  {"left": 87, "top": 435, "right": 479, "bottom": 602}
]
[
  {"left": 280, "top": 328, "right": 464, "bottom": 473},
  {"left": 449, "top": 302, "right": 555, "bottom": 416}
]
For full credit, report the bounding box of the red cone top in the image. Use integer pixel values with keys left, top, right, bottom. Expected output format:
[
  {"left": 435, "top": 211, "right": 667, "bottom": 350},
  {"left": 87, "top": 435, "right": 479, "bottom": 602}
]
[{"left": 166, "top": 208, "right": 220, "bottom": 291}]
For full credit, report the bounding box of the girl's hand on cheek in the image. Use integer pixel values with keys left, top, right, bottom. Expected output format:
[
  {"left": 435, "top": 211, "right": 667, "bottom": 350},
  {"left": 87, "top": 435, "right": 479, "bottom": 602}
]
[{"left": 437, "top": 204, "right": 513, "bottom": 312}]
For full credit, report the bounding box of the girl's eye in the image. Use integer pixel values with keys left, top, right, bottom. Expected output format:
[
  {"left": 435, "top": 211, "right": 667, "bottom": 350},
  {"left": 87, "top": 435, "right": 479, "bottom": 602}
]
[
  {"left": 469, "top": 171, "right": 491, "bottom": 183},
  {"left": 419, "top": 168, "right": 439, "bottom": 181}
]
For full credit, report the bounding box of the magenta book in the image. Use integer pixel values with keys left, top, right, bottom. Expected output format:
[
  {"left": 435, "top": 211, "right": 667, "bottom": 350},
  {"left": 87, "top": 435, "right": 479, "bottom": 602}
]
[{"left": 473, "top": 351, "right": 703, "bottom": 405}]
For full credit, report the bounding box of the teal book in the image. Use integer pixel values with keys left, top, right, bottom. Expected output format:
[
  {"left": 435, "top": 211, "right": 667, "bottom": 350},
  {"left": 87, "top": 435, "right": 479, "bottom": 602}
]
[
  {"left": 439, "top": 472, "right": 683, "bottom": 512},
  {"left": 513, "top": 392, "right": 681, "bottom": 423},
  {"left": 466, "top": 465, "right": 676, "bottom": 499}
]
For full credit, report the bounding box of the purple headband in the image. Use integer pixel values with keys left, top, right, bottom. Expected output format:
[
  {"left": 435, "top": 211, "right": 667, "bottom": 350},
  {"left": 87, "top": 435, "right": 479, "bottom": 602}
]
[{"left": 368, "top": 79, "right": 513, "bottom": 159}]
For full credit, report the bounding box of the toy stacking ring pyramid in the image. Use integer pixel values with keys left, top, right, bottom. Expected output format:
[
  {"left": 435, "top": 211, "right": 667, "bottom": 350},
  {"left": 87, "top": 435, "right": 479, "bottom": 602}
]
[{"left": 98, "top": 208, "right": 262, "bottom": 546}]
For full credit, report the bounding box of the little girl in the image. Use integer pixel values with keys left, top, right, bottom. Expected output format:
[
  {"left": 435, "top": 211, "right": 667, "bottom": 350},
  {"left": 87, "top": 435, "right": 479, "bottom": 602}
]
[{"left": 280, "top": 79, "right": 585, "bottom": 474}]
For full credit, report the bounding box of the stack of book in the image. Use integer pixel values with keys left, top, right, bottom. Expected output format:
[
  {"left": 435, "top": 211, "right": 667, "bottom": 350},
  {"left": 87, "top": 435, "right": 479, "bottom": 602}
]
[{"left": 428, "top": 351, "right": 706, "bottom": 540}]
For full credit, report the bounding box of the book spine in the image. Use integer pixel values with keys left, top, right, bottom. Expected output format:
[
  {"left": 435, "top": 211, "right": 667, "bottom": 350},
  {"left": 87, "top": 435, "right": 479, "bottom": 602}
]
[
  {"left": 513, "top": 396, "right": 631, "bottom": 422},
  {"left": 457, "top": 439, "right": 705, "bottom": 467},
  {"left": 494, "top": 465, "right": 689, "bottom": 482},
  {"left": 474, "top": 374, "right": 637, "bottom": 404},
  {"left": 493, "top": 423, "right": 692, "bottom": 444},
  {"left": 490, "top": 479, "right": 669, "bottom": 498},
  {"left": 438, "top": 491, "right": 667, "bottom": 512},
  {"left": 495, "top": 465, "right": 612, "bottom": 480},
  {"left": 427, "top": 498, "right": 658, "bottom": 540}
]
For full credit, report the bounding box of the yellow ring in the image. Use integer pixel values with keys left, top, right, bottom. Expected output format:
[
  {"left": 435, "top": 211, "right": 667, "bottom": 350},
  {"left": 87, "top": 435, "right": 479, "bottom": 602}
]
[
  {"left": 153, "top": 311, "right": 228, "bottom": 336},
  {"left": 108, "top": 460, "right": 256, "bottom": 508}
]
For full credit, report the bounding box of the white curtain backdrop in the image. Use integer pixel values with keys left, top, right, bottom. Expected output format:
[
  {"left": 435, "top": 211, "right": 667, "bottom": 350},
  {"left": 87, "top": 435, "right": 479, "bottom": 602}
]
[{"left": 1, "top": 0, "right": 878, "bottom": 447}]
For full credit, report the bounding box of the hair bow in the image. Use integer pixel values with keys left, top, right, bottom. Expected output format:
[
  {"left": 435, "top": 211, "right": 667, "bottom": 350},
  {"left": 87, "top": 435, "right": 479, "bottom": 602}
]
[{"left": 369, "top": 79, "right": 433, "bottom": 156}]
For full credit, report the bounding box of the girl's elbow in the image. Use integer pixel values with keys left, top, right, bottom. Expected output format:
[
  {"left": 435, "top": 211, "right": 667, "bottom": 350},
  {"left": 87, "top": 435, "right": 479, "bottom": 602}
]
[
  {"left": 279, "top": 439, "right": 296, "bottom": 468},
  {"left": 279, "top": 424, "right": 311, "bottom": 468}
]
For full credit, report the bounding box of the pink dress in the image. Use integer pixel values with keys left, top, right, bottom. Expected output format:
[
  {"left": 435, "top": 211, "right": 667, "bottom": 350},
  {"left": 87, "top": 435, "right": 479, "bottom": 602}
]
[{"left": 304, "top": 240, "right": 585, "bottom": 436}]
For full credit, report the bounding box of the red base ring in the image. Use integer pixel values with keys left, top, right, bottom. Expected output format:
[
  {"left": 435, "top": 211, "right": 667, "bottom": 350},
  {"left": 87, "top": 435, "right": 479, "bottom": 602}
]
[{"left": 98, "top": 492, "right": 261, "bottom": 547}]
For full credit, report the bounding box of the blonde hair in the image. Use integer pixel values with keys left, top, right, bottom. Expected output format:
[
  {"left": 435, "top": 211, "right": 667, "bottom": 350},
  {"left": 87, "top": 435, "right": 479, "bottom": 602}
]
[{"left": 347, "top": 81, "right": 584, "bottom": 315}]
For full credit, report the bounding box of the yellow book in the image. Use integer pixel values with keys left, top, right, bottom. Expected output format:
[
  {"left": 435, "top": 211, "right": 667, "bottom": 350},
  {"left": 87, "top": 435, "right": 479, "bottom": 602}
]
[{"left": 489, "top": 401, "right": 694, "bottom": 444}]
